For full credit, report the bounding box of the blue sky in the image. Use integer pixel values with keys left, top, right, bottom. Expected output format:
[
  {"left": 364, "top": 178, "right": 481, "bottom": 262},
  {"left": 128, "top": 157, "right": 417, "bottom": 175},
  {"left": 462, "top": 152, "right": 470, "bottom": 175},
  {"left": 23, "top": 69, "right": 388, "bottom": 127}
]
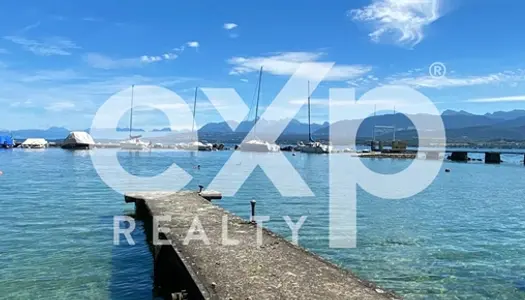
[{"left": 1, "top": 0, "right": 525, "bottom": 130}]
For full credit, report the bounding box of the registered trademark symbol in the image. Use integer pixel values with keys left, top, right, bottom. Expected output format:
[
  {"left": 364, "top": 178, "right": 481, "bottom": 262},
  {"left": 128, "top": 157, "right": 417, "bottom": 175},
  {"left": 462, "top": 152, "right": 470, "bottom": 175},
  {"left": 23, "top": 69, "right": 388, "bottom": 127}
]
[{"left": 429, "top": 62, "right": 446, "bottom": 78}]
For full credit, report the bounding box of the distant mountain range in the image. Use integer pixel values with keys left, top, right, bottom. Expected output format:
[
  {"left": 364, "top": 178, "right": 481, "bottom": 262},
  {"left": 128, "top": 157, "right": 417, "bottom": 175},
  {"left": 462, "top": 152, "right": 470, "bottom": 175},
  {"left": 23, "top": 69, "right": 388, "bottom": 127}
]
[
  {"left": 198, "top": 119, "right": 329, "bottom": 135},
  {"left": 4, "top": 109, "right": 525, "bottom": 143},
  {"left": 0, "top": 126, "right": 71, "bottom": 140}
]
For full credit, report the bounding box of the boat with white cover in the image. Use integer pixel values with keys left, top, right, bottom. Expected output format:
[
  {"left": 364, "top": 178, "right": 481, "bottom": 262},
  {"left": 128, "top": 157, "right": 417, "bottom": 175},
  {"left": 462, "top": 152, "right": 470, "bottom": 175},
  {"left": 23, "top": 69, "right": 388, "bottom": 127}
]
[{"left": 61, "top": 132, "right": 95, "bottom": 150}]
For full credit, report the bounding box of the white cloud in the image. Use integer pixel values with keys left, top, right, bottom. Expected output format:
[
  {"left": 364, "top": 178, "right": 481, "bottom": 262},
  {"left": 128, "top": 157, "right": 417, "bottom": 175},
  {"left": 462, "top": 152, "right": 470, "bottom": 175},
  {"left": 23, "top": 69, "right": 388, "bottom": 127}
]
[
  {"left": 348, "top": 74, "right": 380, "bottom": 87},
  {"left": 21, "top": 22, "right": 41, "bottom": 33},
  {"left": 223, "top": 23, "right": 238, "bottom": 30},
  {"left": 140, "top": 55, "right": 162, "bottom": 63},
  {"left": 163, "top": 53, "right": 178, "bottom": 60},
  {"left": 84, "top": 53, "right": 141, "bottom": 69},
  {"left": 10, "top": 100, "right": 33, "bottom": 108},
  {"left": 349, "top": 0, "right": 443, "bottom": 47},
  {"left": 0, "top": 48, "right": 8, "bottom": 54},
  {"left": 86, "top": 50, "right": 179, "bottom": 69},
  {"left": 4, "top": 36, "right": 80, "bottom": 56},
  {"left": 141, "top": 51, "right": 178, "bottom": 63},
  {"left": 187, "top": 41, "right": 199, "bottom": 48},
  {"left": 227, "top": 51, "right": 371, "bottom": 81},
  {"left": 387, "top": 71, "right": 524, "bottom": 89},
  {"left": 19, "top": 70, "right": 82, "bottom": 82},
  {"left": 0, "top": 63, "right": 198, "bottom": 129},
  {"left": 240, "top": 78, "right": 248, "bottom": 83},
  {"left": 467, "top": 95, "right": 525, "bottom": 103},
  {"left": 82, "top": 17, "right": 103, "bottom": 22},
  {"left": 45, "top": 101, "right": 76, "bottom": 111}
]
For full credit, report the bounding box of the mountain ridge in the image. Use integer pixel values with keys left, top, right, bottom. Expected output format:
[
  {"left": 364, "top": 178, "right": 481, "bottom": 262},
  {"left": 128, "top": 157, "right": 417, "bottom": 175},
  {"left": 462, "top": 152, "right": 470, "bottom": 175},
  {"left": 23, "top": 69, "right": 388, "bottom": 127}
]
[{"left": 4, "top": 110, "right": 525, "bottom": 142}]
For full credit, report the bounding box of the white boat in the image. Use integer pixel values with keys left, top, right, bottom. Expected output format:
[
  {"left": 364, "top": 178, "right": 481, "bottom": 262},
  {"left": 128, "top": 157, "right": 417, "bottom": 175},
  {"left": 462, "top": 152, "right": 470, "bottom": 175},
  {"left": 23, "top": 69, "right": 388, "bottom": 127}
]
[
  {"left": 239, "top": 66, "right": 280, "bottom": 153},
  {"left": 120, "top": 138, "right": 150, "bottom": 150},
  {"left": 120, "top": 85, "right": 150, "bottom": 151},
  {"left": 21, "top": 138, "right": 48, "bottom": 149},
  {"left": 299, "top": 81, "right": 331, "bottom": 154},
  {"left": 298, "top": 141, "right": 332, "bottom": 153},
  {"left": 187, "top": 141, "right": 213, "bottom": 151},
  {"left": 240, "top": 139, "right": 280, "bottom": 152},
  {"left": 186, "top": 87, "right": 215, "bottom": 151},
  {"left": 61, "top": 132, "right": 95, "bottom": 150}
]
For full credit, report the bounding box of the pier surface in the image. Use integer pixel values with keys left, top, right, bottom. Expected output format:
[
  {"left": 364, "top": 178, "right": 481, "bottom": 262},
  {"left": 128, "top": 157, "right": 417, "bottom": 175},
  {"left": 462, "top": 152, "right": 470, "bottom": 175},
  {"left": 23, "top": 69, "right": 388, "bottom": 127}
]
[{"left": 125, "top": 191, "right": 399, "bottom": 300}]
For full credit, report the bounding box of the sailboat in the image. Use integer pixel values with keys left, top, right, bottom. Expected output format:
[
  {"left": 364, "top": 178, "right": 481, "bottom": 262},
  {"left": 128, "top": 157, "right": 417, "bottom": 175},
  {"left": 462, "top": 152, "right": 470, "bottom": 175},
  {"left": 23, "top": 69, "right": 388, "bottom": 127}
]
[
  {"left": 298, "top": 81, "right": 332, "bottom": 154},
  {"left": 187, "top": 87, "right": 213, "bottom": 151},
  {"left": 120, "top": 85, "right": 150, "bottom": 150},
  {"left": 238, "top": 67, "right": 280, "bottom": 152}
]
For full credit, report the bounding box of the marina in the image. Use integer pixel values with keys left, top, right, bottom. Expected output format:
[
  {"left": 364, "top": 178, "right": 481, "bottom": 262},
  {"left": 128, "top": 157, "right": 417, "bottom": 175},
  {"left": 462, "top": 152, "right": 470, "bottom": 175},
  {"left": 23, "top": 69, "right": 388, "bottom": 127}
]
[
  {"left": 3, "top": 1, "right": 525, "bottom": 299},
  {"left": 7, "top": 135, "right": 525, "bottom": 166}
]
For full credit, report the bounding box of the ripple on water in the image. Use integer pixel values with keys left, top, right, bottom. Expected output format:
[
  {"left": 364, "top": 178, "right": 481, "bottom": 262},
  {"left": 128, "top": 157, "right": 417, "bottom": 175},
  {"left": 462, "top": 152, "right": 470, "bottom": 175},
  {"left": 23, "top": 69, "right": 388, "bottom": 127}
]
[{"left": 2, "top": 148, "right": 525, "bottom": 299}]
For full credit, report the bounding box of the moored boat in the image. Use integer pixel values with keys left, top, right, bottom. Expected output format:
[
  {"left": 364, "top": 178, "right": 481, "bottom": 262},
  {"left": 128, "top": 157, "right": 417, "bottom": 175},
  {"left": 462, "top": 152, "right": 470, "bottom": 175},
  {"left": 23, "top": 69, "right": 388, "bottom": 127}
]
[
  {"left": 186, "top": 87, "right": 215, "bottom": 152},
  {"left": 61, "top": 132, "right": 95, "bottom": 149},
  {"left": 120, "top": 138, "right": 150, "bottom": 150},
  {"left": 21, "top": 138, "right": 49, "bottom": 149},
  {"left": 299, "top": 81, "right": 331, "bottom": 154},
  {"left": 240, "top": 139, "right": 280, "bottom": 152},
  {"left": 238, "top": 66, "right": 280, "bottom": 153},
  {"left": 119, "top": 85, "right": 150, "bottom": 151},
  {"left": 0, "top": 135, "right": 14, "bottom": 149}
]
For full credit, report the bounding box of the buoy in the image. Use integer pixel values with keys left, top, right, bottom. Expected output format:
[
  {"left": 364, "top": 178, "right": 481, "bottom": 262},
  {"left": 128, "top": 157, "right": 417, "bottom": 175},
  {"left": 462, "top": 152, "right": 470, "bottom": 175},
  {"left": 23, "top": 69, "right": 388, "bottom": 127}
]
[
  {"left": 445, "top": 168, "right": 450, "bottom": 173},
  {"left": 0, "top": 170, "right": 3, "bottom": 176}
]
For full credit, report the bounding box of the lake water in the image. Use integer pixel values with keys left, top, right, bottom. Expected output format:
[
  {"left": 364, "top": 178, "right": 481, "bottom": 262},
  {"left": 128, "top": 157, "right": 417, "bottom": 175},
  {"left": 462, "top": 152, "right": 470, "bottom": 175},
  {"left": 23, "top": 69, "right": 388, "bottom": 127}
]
[{"left": 1, "top": 148, "right": 525, "bottom": 299}]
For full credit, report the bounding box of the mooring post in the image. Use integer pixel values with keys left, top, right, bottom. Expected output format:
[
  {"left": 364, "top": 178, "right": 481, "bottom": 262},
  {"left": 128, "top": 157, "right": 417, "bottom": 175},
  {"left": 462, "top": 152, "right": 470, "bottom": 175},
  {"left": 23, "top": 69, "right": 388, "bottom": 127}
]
[
  {"left": 198, "top": 185, "right": 204, "bottom": 193},
  {"left": 250, "top": 200, "right": 256, "bottom": 224}
]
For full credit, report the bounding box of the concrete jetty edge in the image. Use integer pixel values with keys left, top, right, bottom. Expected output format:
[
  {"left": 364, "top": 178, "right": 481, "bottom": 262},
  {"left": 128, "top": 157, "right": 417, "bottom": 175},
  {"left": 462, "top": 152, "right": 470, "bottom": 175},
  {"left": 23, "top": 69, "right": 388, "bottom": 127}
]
[{"left": 124, "top": 191, "right": 401, "bottom": 300}]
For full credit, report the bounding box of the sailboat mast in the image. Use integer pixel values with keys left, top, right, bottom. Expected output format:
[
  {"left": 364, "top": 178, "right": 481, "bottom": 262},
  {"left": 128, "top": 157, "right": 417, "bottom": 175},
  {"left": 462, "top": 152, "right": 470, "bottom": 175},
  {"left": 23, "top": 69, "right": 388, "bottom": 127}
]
[
  {"left": 192, "top": 86, "right": 198, "bottom": 141},
  {"left": 254, "top": 66, "right": 263, "bottom": 138},
  {"left": 393, "top": 106, "right": 396, "bottom": 142},
  {"left": 129, "top": 85, "right": 134, "bottom": 138},
  {"left": 308, "top": 81, "right": 312, "bottom": 142},
  {"left": 372, "top": 105, "right": 376, "bottom": 142}
]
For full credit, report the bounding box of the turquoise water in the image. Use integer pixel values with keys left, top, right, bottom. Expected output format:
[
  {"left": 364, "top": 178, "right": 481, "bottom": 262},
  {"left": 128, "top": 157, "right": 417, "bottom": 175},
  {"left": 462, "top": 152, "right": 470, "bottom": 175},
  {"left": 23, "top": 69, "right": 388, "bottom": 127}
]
[{"left": 2, "top": 148, "right": 525, "bottom": 299}]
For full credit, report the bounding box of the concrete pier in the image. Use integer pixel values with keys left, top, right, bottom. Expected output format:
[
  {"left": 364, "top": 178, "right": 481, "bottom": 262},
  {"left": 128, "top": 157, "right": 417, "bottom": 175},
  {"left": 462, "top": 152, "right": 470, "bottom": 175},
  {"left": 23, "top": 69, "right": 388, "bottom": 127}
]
[{"left": 124, "top": 191, "right": 399, "bottom": 300}]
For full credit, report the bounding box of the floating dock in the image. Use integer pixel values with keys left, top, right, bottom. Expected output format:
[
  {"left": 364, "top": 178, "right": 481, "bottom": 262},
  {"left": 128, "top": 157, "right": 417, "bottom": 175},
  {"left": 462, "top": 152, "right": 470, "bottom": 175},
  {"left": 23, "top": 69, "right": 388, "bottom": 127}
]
[
  {"left": 447, "top": 150, "right": 522, "bottom": 164},
  {"left": 357, "top": 152, "right": 417, "bottom": 159},
  {"left": 124, "top": 191, "right": 399, "bottom": 300}
]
